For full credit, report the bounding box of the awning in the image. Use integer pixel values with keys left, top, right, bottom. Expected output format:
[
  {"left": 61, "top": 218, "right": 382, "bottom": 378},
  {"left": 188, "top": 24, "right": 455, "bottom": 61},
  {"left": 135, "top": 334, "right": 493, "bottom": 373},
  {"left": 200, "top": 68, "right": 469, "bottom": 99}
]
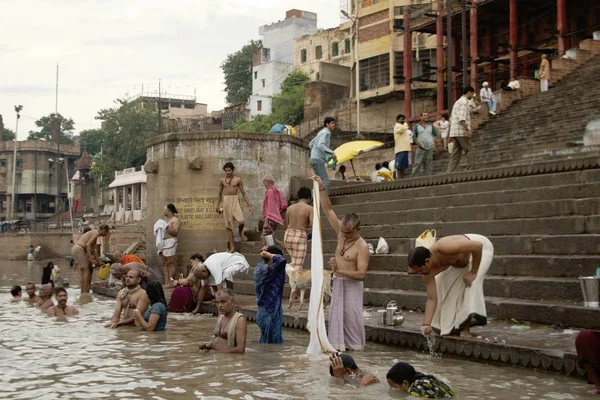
[{"left": 109, "top": 171, "right": 147, "bottom": 188}]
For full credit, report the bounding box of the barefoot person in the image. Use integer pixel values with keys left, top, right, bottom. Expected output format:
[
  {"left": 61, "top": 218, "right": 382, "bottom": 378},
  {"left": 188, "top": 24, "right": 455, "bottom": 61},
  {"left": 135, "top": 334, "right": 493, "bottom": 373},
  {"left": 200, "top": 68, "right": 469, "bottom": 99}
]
[
  {"left": 284, "top": 187, "right": 313, "bottom": 270},
  {"left": 261, "top": 176, "right": 287, "bottom": 246},
  {"left": 329, "top": 353, "right": 379, "bottom": 387},
  {"left": 71, "top": 224, "right": 110, "bottom": 293},
  {"left": 37, "top": 284, "right": 55, "bottom": 311},
  {"left": 216, "top": 162, "right": 253, "bottom": 253},
  {"left": 24, "top": 282, "right": 41, "bottom": 304},
  {"left": 158, "top": 204, "right": 180, "bottom": 284},
  {"left": 114, "top": 250, "right": 144, "bottom": 265},
  {"left": 407, "top": 234, "right": 494, "bottom": 337},
  {"left": 254, "top": 246, "right": 287, "bottom": 344},
  {"left": 314, "top": 176, "right": 368, "bottom": 351},
  {"left": 193, "top": 252, "right": 250, "bottom": 304},
  {"left": 110, "top": 262, "right": 156, "bottom": 290},
  {"left": 134, "top": 281, "right": 168, "bottom": 332},
  {"left": 576, "top": 330, "right": 600, "bottom": 395},
  {"left": 105, "top": 269, "right": 149, "bottom": 329},
  {"left": 198, "top": 289, "right": 247, "bottom": 354},
  {"left": 47, "top": 288, "right": 79, "bottom": 317}
]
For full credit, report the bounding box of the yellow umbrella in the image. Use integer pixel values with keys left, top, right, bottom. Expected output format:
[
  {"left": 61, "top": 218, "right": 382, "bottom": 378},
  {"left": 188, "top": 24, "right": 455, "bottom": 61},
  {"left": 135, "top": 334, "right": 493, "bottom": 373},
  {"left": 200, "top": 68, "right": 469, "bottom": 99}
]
[{"left": 328, "top": 140, "right": 385, "bottom": 178}]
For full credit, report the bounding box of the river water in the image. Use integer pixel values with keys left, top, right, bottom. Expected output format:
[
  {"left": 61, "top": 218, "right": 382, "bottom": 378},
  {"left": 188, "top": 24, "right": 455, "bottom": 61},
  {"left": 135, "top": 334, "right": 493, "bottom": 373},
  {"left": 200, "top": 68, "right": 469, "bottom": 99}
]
[{"left": 0, "top": 260, "right": 597, "bottom": 399}]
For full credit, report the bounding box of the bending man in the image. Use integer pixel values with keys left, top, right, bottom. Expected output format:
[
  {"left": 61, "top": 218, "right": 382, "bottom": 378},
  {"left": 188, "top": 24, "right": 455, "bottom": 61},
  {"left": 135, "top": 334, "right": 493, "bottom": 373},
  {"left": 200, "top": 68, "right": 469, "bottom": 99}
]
[
  {"left": 71, "top": 224, "right": 110, "bottom": 293},
  {"left": 194, "top": 251, "right": 250, "bottom": 304},
  {"left": 407, "top": 234, "right": 494, "bottom": 337}
]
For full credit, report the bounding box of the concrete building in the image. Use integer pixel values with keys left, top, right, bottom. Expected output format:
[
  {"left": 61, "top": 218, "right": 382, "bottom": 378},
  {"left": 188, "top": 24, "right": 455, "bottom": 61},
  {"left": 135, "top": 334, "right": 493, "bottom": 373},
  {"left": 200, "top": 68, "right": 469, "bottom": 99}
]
[
  {"left": 0, "top": 140, "right": 80, "bottom": 220},
  {"left": 107, "top": 167, "right": 147, "bottom": 224},
  {"left": 250, "top": 10, "right": 318, "bottom": 117},
  {"left": 132, "top": 92, "right": 208, "bottom": 119}
]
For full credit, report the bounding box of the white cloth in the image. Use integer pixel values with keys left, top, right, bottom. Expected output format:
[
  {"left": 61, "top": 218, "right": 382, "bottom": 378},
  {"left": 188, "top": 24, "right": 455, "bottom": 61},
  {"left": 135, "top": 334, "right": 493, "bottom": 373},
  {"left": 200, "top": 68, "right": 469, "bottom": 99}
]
[
  {"left": 508, "top": 80, "right": 520, "bottom": 90},
  {"left": 204, "top": 252, "right": 249, "bottom": 286},
  {"left": 480, "top": 87, "right": 493, "bottom": 101},
  {"left": 157, "top": 237, "right": 177, "bottom": 257},
  {"left": 438, "top": 120, "right": 449, "bottom": 139},
  {"left": 432, "top": 234, "right": 494, "bottom": 336},
  {"left": 153, "top": 219, "right": 168, "bottom": 249},
  {"left": 306, "top": 180, "right": 336, "bottom": 354}
]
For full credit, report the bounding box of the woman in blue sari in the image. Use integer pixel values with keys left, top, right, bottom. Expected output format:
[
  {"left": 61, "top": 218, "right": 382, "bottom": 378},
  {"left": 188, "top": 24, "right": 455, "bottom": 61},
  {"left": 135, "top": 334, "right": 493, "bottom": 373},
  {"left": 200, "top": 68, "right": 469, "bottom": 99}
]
[{"left": 254, "top": 246, "right": 287, "bottom": 344}]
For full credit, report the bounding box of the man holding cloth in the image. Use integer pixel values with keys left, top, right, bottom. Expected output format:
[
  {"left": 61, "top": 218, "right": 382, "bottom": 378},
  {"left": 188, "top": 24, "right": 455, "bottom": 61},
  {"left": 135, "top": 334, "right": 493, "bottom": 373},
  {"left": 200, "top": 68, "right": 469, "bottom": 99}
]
[
  {"left": 411, "top": 112, "right": 439, "bottom": 178},
  {"left": 261, "top": 177, "right": 287, "bottom": 245}
]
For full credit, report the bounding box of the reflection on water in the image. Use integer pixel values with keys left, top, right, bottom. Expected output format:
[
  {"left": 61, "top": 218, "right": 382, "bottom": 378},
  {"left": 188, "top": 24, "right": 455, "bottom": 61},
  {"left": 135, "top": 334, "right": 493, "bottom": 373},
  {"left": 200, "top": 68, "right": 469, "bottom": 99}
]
[{"left": 0, "top": 260, "right": 597, "bottom": 399}]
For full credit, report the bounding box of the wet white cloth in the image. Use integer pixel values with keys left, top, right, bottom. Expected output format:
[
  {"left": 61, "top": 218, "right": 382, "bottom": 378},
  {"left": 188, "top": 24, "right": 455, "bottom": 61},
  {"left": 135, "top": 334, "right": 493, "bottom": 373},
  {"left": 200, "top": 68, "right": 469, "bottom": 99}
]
[
  {"left": 306, "top": 181, "right": 336, "bottom": 354},
  {"left": 153, "top": 219, "right": 167, "bottom": 249},
  {"left": 204, "top": 252, "right": 249, "bottom": 286},
  {"left": 432, "top": 234, "right": 494, "bottom": 335},
  {"left": 157, "top": 237, "right": 177, "bottom": 257}
]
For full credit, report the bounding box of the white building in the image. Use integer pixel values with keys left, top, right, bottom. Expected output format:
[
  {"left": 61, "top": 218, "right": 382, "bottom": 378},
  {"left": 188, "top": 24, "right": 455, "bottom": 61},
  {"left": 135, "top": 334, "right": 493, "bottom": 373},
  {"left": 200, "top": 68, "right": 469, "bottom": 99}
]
[
  {"left": 107, "top": 167, "right": 147, "bottom": 224},
  {"left": 249, "top": 9, "right": 318, "bottom": 117}
]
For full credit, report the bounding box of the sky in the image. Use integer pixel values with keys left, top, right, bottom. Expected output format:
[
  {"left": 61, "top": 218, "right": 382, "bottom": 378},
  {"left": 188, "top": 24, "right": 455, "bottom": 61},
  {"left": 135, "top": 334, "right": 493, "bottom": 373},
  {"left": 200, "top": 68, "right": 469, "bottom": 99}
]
[{"left": 0, "top": 0, "right": 341, "bottom": 140}]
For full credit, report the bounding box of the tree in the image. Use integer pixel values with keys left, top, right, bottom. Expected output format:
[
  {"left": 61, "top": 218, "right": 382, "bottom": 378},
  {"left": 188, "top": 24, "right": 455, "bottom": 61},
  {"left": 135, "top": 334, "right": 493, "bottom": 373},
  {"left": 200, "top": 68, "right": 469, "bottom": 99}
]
[
  {"left": 27, "top": 113, "right": 75, "bottom": 144},
  {"left": 221, "top": 40, "right": 262, "bottom": 105},
  {"left": 78, "top": 129, "right": 104, "bottom": 156},
  {"left": 90, "top": 99, "right": 159, "bottom": 189},
  {"left": 2, "top": 128, "right": 16, "bottom": 141}
]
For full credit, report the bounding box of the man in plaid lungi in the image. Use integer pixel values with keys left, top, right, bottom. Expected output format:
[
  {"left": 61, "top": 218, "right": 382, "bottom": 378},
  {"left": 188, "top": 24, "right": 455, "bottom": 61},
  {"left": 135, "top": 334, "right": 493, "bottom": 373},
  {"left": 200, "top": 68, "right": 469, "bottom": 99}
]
[{"left": 284, "top": 187, "right": 313, "bottom": 270}]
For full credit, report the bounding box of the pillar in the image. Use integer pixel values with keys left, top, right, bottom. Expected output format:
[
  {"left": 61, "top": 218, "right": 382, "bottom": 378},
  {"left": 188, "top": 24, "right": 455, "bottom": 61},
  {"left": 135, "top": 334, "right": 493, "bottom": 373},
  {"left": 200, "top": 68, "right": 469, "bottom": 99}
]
[
  {"left": 470, "top": 1, "right": 479, "bottom": 90},
  {"left": 557, "top": 0, "right": 568, "bottom": 56},
  {"left": 403, "top": 10, "right": 413, "bottom": 120},
  {"left": 121, "top": 186, "right": 126, "bottom": 212},
  {"left": 436, "top": 0, "right": 445, "bottom": 114},
  {"left": 509, "top": 0, "right": 518, "bottom": 78},
  {"left": 132, "top": 184, "right": 138, "bottom": 211}
]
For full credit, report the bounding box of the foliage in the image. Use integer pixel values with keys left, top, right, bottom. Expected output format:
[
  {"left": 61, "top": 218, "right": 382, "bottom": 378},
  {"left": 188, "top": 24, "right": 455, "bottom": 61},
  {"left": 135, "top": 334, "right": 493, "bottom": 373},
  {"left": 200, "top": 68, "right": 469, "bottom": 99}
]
[
  {"left": 78, "top": 129, "right": 104, "bottom": 156},
  {"left": 90, "top": 100, "right": 159, "bottom": 189},
  {"left": 2, "top": 128, "right": 16, "bottom": 141},
  {"left": 27, "top": 113, "right": 75, "bottom": 144},
  {"left": 221, "top": 40, "right": 262, "bottom": 106},
  {"left": 233, "top": 72, "right": 310, "bottom": 132}
]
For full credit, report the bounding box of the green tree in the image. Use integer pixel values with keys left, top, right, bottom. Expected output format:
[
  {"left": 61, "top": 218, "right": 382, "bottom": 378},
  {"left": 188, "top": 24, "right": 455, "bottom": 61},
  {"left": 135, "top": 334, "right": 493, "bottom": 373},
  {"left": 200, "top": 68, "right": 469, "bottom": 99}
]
[
  {"left": 221, "top": 40, "right": 262, "bottom": 105},
  {"left": 2, "top": 128, "right": 16, "bottom": 141},
  {"left": 90, "top": 100, "right": 159, "bottom": 189},
  {"left": 78, "top": 129, "right": 104, "bottom": 156},
  {"left": 27, "top": 113, "right": 75, "bottom": 144}
]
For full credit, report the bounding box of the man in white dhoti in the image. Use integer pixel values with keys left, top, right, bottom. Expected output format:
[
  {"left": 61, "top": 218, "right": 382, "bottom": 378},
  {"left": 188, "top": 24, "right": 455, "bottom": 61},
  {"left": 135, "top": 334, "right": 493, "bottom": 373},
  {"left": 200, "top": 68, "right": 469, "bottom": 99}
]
[
  {"left": 194, "top": 252, "right": 250, "bottom": 304},
  {"left": 407, "top": 234, "right": 494, "bottom": 337},
  {"left": 314, "top": 176, "right": 369, "bottom": 351}
]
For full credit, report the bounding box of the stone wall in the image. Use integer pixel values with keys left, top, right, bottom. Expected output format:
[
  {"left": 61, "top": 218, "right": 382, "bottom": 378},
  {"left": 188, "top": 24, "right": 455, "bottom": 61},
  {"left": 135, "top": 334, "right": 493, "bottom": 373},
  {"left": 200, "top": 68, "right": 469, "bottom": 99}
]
[{"left": 144, "top": 131, "right": 310, "bottom": 269}]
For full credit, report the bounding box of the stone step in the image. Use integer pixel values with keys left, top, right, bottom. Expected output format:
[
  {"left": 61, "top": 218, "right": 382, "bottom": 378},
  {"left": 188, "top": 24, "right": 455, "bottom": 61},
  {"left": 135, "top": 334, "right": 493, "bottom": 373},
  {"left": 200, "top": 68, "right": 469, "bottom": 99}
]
[
  {"left": 230, "top": 281, "right": 600, "bottom": 329},
  {"left": 319, "top": 215, "right": 600, "bottom": 240},
  {"left": 241, "top": 253, "right": 600, "bottom": 278},
  {"left": 242, "top": 234, "right": 600, "bottom": 258}
]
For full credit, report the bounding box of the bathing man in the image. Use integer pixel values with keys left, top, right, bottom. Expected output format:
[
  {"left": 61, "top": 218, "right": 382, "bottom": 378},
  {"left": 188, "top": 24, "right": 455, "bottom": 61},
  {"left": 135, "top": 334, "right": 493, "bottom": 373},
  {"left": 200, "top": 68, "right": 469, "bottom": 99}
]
[
  {"left": 105, "top": 269, "right": 149, "bottom": 329},
  {"left": 71, "top": 224, "right": 110, "bottom": 293},
  {"left": 25, "top": 282, "right": 41, "bottom": 304},
  {"left": 216, "top": 162, "right": 253, "bottom": 253},
  {"left": 284, "top": 187, "right": 313, "bottom": 271},
  {"left": 158, "top": 204, "right": 180, "bottom": 284},
  {"left": 47, "top": 288, "right": 79, "bottom": 316},
  {"left": 407, "top": 234, "right": 494, "bottom": 337},
  {"left": 37, "top": 284, "right": 55, "bottom": 311},
  {"left": 199, "top": 289, "right": 247, "bottom": 354},
  {"left": 313, "top": 176, "right": 369, "bottom": 351}
]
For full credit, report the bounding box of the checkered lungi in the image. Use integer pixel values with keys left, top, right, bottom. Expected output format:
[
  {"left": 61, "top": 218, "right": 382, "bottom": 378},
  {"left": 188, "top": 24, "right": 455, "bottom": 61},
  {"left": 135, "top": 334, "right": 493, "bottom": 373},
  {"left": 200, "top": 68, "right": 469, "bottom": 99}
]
[{"left": 284, "top": 228, "right": 308, "bottom": 270}]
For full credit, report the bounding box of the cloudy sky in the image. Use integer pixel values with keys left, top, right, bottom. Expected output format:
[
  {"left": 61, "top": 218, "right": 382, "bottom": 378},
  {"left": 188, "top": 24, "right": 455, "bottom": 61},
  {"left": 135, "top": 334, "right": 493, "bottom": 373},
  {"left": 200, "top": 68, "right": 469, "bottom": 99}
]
[{"left": 0, "top": 0, "right": 341, "bottom": 139}]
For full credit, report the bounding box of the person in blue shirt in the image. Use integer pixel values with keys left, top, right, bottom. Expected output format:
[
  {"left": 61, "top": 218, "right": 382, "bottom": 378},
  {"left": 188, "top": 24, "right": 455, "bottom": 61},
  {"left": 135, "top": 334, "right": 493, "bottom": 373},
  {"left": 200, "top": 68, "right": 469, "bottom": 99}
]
[
  {"left": 254, "top": 246, "right": 287, "bottom": 344},
  {"left": 134, "top": 281, "right": 168, "bottom": 331},
  {"left": 309, "top": 116, "right": 338, "bottom": 191}
]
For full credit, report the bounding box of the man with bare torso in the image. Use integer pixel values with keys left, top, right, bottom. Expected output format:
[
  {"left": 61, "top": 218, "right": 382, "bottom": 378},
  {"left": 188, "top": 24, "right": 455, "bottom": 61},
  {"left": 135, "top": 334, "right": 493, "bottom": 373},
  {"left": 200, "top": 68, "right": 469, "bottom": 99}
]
[
  {"left": 37, "top": 284, "right": 55, "bottom": 311},
  {"left": 199, "top": 289, "right": 247, "bottom": 354},
  {"left": 216, "top": 162, "right": 253, "bottom": 253},
  {"left": 408, "top": 234, "right": 494, "bottom": 337},
  {"left": 47, "top": 288, "right": 79, "bottom": 317},
  {"left": 284, "top": 187, "right": 313, "bottom": 270},
  {"left": 105, "top": 269, "right": 149, "bottom": 329},
  {"left": 71, "top": 224, "right": 110, "bottom": 293},
  {"left": 25, "top": 282, "right": 41, "bottom": 304},
  {"left": 314, "top": 176, "right": 369, "bottom": 351},
  {"left": 158, "top": 204, "right": 180, "bottom": 284}
]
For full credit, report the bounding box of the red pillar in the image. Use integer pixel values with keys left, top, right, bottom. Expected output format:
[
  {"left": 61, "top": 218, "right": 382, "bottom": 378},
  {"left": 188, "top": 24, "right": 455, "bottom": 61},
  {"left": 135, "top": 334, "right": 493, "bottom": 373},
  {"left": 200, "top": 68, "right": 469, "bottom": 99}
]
[
  {"left": 436, "top": 0, "right": 444, "bottom": 115},
  {"left": 470, "top": 1, "right": 478, "bottom": 90},
  {"left": 404, "top": 11, "right": 413, "bottom": 120},
  {"left": 483, "top": 26, "right": 493, "bottom": 84},
  {"left": 509, "top": 0, "right": 518, "bottom": 78},
  {"left": 557, "top": 0, "right": 568, "bottom": 56}
]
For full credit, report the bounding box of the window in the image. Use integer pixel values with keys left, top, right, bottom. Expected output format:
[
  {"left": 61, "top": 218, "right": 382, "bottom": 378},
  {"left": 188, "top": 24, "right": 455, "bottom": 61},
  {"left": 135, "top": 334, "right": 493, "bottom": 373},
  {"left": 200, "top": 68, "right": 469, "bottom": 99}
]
[
  {"left": 345, "top": 39, "right": 351, "bottom": 54},
  {"left": 262, "top": 48, "right": 271, "bottom": 62},
  {"left": 315, "top": 45, "right": 323, "bottom": 60},
  {"left": 332, "top": 42, "right": 339, "bottom": 57},
  {"left": 257, "top": 100, "right": 262, "bottom": 111},
  {"left": 254, "top": 71, "right": 258, "bottom": 79},
  {"left": 316, "top": 72, "right": 320, "bottom": 81},
  {"left": 261, "top": 79, "right": 266, "bottom": 88},
  {"left": 301, "top": 49, "right": 307, "bottom": 63},
  {"left": 170, "top": 102, "right": 182, "bottom": 108},
  {"left": 359, "top": 53, "right": 390, "bottom": 91},
  {"left": 394, "top": 19, "right": 404, "bottom": 31},
  {"left": 160, "top": 102, "right": 169, "bottom": 110},
  {"left": 184, "top": 103, "right": 195, "bottom": 109},
  {"left": 0, "top": 159, "right": 6, "bottom": 167},
  {"left": 394, "top": 6, "right": 404, "bottom": 16},
  {"left": 394, "top": 52, "right": 404, "bottom": 84}
]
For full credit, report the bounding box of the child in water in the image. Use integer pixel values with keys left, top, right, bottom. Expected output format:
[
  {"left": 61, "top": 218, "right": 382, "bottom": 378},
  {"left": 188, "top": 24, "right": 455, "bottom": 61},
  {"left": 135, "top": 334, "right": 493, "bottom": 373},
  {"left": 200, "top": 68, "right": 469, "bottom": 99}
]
[
  {"left": 386, "top": 362, "right": 454, "bottom": 398},
  {"left": 10, "top": 286, "right": 22, "bottom": 302}
]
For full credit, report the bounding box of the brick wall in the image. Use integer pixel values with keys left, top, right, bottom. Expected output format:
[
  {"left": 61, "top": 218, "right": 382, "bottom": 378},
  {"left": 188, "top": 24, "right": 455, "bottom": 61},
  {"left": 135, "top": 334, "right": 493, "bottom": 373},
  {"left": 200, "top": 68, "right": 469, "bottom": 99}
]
[
  {"left": 359, "top": 23, "right": 390, "bottom": 43},
  {"left": 359, "top": 10, "right": 388, "bottom": 27}
]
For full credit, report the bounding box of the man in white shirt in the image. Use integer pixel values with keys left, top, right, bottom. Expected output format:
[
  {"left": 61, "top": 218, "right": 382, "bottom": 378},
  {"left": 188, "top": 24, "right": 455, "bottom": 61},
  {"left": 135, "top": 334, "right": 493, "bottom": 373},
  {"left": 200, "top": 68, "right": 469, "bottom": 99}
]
[
  {"left": 480, "top": 82, "right": 497, "bottom": 115},
  {"left": 503, "top": 77, "right": 520, "bottom": 91},
  {"left": 434, "top": 114, "right": 450, "bottom": 150},
  {"left": 194, "top": 252, "right": 250, "bottom": 303},
  {"left": 392, "top": 114, "right": 411, "bottom": 179}
]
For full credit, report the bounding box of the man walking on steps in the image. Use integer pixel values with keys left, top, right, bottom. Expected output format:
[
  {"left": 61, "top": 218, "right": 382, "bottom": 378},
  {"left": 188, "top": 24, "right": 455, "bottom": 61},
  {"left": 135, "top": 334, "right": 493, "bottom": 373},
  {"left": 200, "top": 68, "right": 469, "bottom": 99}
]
[
  {"left": 411, "top": 112, "right": 439, "bottom": 178},
  {"left": 447, "top": 86, "right": 477, "bottom": 173},
  {"left": 309, "top": 117, "right": 337, "bottom": 192}
]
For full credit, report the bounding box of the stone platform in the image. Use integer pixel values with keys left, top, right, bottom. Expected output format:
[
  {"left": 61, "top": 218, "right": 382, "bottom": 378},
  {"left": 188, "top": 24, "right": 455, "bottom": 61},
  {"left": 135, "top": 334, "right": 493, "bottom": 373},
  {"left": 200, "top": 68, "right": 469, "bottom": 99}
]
[{"left": 91, "top": 283, "right": 588, "bottom": 378}]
